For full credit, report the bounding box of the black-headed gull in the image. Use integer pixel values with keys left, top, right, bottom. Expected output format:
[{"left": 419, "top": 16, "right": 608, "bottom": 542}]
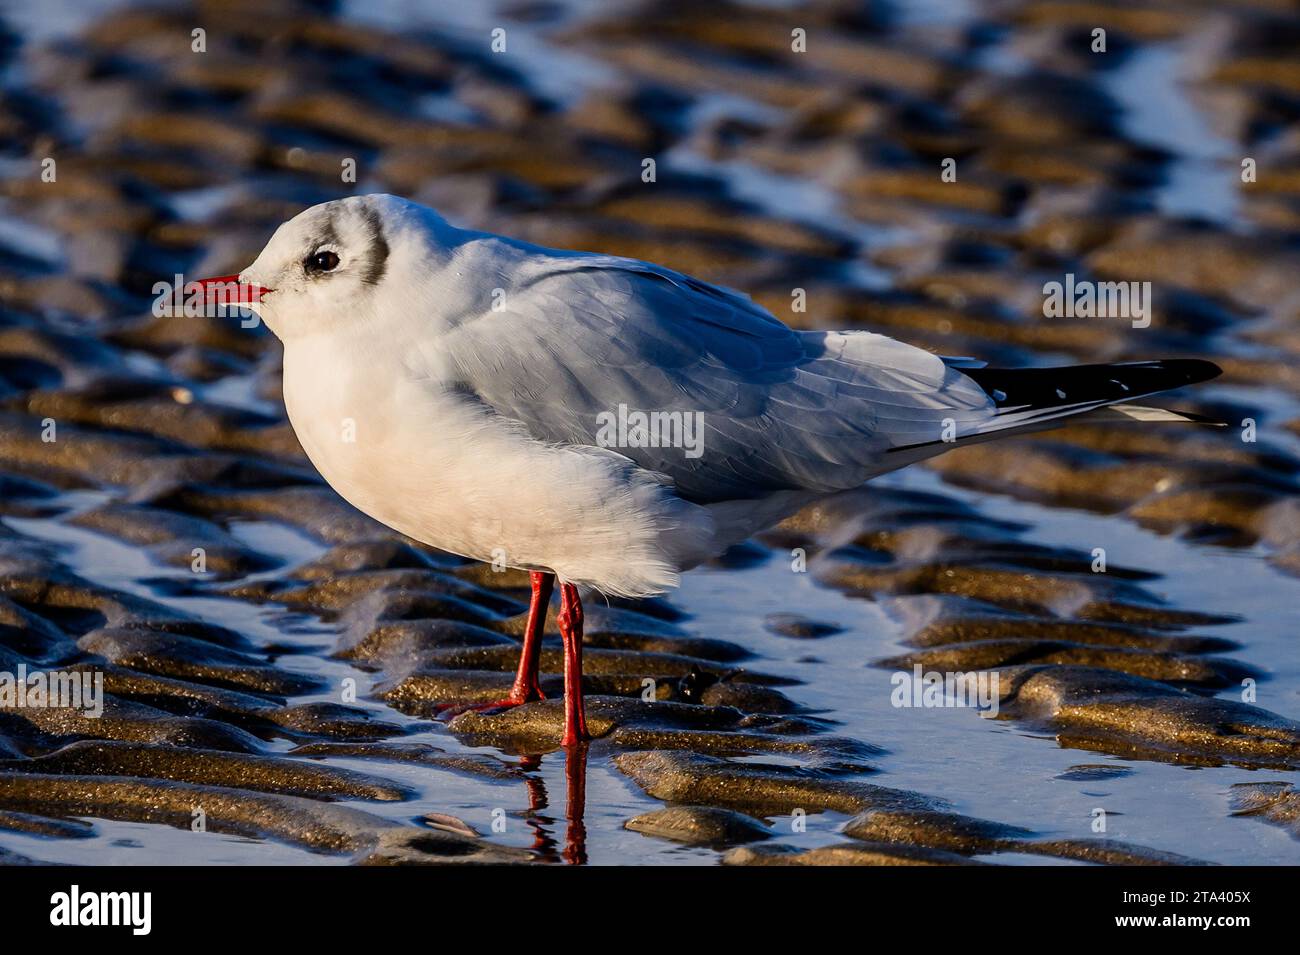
[{"left": 195, "top": 194, "right": 1220, "bottom": 746}]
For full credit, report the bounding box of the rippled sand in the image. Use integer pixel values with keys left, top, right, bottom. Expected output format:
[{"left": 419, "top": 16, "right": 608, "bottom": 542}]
[{"left": 1, "top": 0, "right": 1299, "bottom": 865}]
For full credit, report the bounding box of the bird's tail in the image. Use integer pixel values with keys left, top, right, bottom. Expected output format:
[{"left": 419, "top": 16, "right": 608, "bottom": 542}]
[
  {"left": 962, "top": 358, "right": 1221, "bottom": 425},
  {"left": 889, "top": 359, "right": 1222, "bottom": 455}
]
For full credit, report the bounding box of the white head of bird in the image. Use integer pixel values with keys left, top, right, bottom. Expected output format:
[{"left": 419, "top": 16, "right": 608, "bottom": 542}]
[{"left": 218, "top": 194, "right": 459, "bottom": 341}]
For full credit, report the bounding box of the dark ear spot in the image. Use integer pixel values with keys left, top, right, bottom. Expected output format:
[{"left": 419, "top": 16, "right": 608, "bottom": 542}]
[
  {"left": 359, "top": 205, "right": 389, "bottom": 286},
  {"left": 308, "top": 215, "right": 341, "bottom": 257}
]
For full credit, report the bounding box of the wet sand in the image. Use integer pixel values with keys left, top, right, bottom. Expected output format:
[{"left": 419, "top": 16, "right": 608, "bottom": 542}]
[{"left": 1, "top": 0, "right": 1299, "bottom": 865}]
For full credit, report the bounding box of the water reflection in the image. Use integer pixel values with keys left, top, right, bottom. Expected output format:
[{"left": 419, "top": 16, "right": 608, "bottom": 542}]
[{"left": 514, "top": 745, "right": 588, "bottom": 865}]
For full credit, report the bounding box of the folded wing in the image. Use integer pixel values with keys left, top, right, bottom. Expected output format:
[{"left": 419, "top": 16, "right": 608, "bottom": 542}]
[{"left": 437, "top": 249, "right": 994, "bottom": 503}]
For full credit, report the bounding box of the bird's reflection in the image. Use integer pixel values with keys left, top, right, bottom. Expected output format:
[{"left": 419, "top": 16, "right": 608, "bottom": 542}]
[
  {"left": 562, "top": 742, "right": 588, "bottom": 865},
  {"left": 515, "top": 744, "right": 588, "bottom": 865}
]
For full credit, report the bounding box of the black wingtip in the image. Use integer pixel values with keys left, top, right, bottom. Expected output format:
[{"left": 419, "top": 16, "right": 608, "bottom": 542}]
[
  {"left": 1177, "top": 410, "right": 1229, "bottom": 426},
  {"left": 964, "top": 358, "right": 1223, "bottom": 413},
  {"left": 1127, "top": 358, "right": 1222, "bottom": 387}
]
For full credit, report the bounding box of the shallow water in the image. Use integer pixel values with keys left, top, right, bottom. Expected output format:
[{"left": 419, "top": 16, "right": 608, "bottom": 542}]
[
  {"left": 1, "top": 0, "right": 1298, "bottom": 865},
  {"left": 1100, "top": 41, "right": 1242, "bottom": 227},
  {"left": 8, "top": 446, "right": 1299, "bottom": 864}
]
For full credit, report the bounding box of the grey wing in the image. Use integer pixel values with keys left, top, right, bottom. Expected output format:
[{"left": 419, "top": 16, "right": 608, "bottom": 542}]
[{"left": 440, "top": 254, "right": 995, "bottom": 503}]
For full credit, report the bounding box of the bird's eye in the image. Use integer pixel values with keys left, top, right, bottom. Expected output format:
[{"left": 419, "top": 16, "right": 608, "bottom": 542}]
[{"left": 305, "top": 250, "right": 340, "bottom": 274}]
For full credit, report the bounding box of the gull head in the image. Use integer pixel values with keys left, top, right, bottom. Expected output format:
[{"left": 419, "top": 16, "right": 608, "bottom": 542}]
[{"left": 199, "top": 194, "right": 446, "bottom": 340}]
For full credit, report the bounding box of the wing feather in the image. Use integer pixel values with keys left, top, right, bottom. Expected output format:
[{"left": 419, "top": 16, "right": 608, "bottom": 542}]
[{"left": 436, "top": 246, "right": 995, "bottom": 502}]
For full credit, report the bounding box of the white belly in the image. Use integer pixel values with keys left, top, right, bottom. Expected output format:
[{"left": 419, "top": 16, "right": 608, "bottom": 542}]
[
  {"left": 280, "top": 336, "right": 714, "bottom": 596},
  {"left": 282, "top": 339, "right": 495, "bottom": 562}
]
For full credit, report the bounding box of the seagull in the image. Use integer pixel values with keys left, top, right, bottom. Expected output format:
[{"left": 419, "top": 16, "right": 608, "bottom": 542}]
[{"left": 194, "top": 194, "right": 1221, "bottom": 748}]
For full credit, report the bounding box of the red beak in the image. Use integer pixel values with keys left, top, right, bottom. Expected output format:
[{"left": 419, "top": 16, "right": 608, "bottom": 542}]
[{"left": 189, "top": 274, "right": 270, "bottom": 306}]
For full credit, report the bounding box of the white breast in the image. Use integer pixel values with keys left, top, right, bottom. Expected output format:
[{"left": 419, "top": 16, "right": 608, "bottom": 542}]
[{"left": 279, "top": 332, "right": 714, "bottom": 597}]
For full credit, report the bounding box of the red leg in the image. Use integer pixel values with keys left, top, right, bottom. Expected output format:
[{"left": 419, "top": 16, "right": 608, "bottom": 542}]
[
  {"left": 563, "top": 741, "right": 589, "bottom": 865},
  {"left": 506, "top": 571, "right": 553, "bottom": 704},
  {"left": 435, "top": 571, "right": 553, "bottom": 717},
  {"left": 556, "top": 582, "right": 589, "bottom": 746}
]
